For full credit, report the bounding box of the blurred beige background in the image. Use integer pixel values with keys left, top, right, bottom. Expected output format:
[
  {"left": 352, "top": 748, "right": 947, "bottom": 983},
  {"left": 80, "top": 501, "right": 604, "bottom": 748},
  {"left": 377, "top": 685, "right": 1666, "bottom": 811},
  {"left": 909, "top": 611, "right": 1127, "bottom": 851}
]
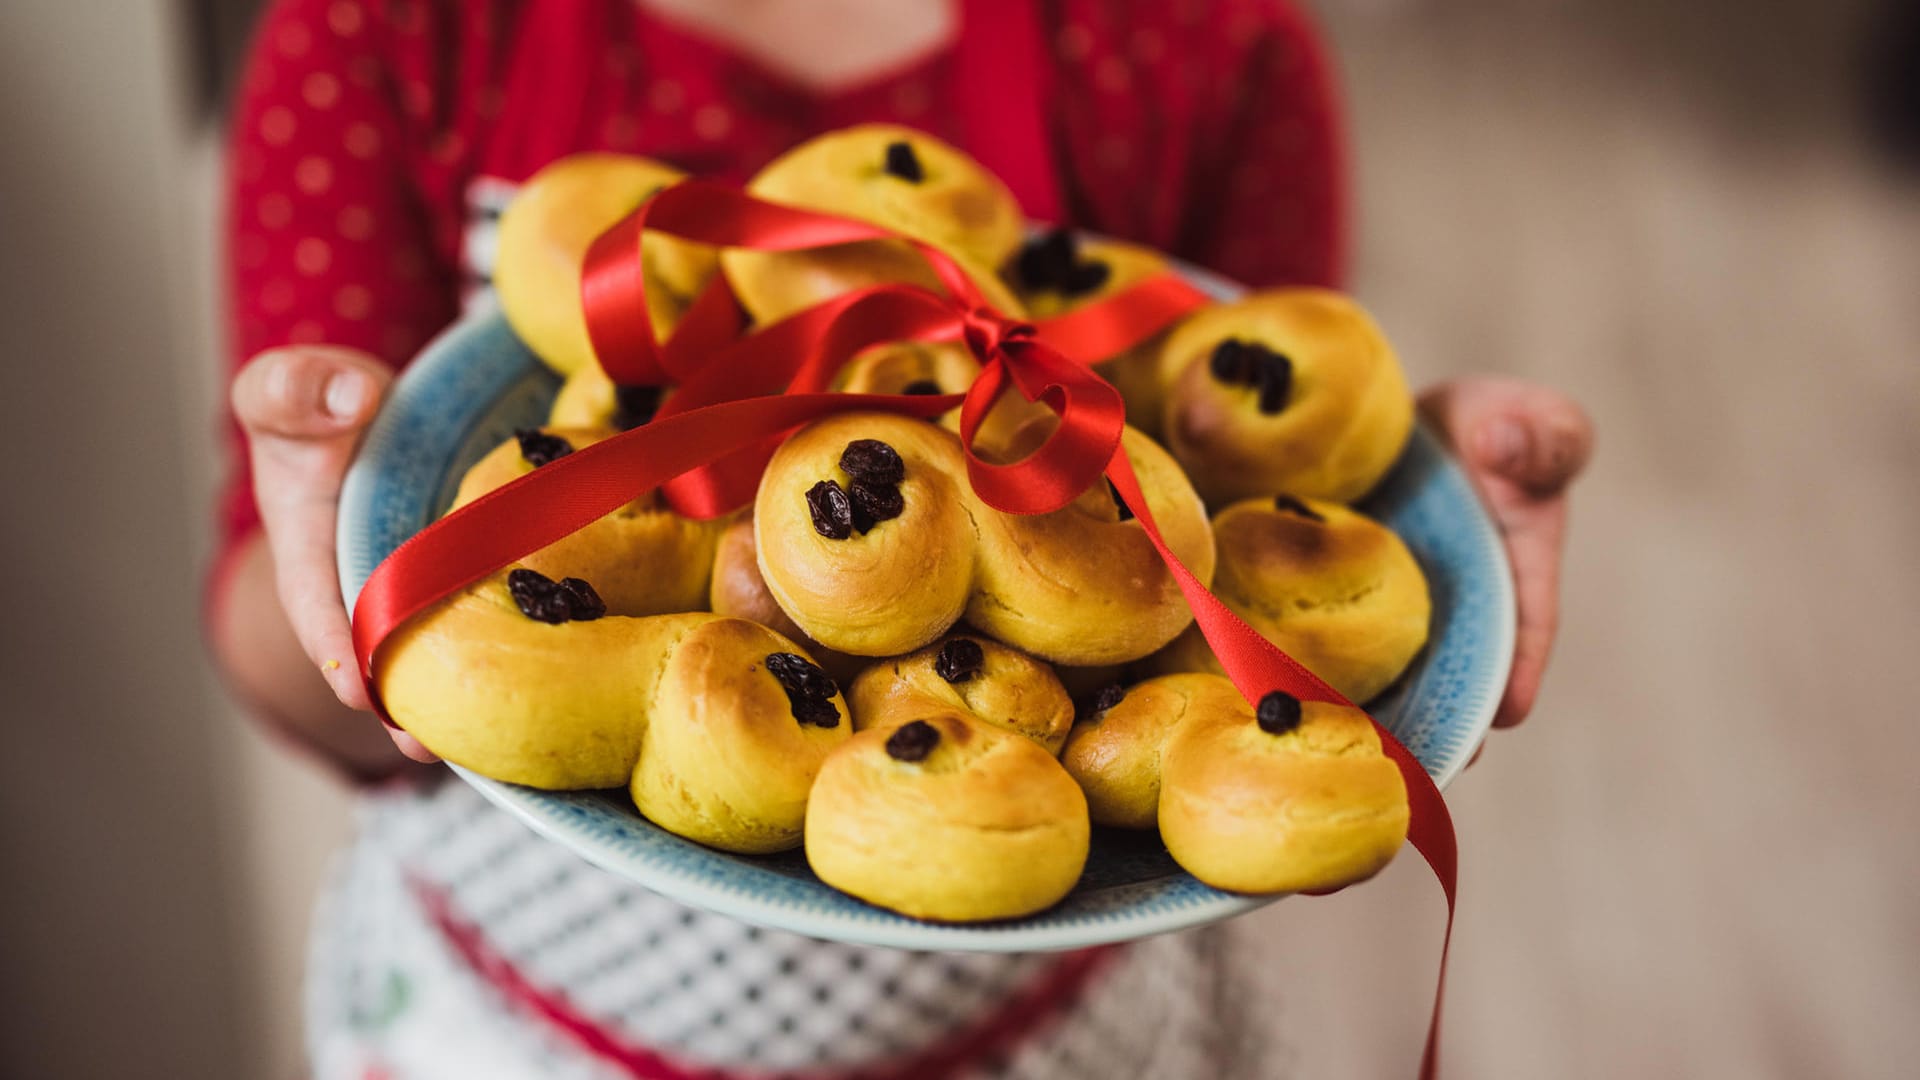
[{"left": 1, "top": 1, "right": 1914, "bottom": 1077}]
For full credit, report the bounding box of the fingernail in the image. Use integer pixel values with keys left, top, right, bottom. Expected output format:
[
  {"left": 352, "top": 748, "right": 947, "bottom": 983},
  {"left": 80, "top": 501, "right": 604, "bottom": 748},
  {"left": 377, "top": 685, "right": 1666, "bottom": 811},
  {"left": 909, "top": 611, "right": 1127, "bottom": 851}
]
[
  {"left": 1477, "top": 417, "right": 1529, "bottom": 474},
  {"left": 325, "top": 371, "right": 372, "bottom": 420}
]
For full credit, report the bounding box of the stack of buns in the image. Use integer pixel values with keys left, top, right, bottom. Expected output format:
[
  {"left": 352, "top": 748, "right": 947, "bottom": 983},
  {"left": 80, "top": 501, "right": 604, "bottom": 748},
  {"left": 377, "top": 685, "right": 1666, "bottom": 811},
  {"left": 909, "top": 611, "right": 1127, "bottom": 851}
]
[{"left": 381, "top": 124, "right": 1439, "bottom": 922}]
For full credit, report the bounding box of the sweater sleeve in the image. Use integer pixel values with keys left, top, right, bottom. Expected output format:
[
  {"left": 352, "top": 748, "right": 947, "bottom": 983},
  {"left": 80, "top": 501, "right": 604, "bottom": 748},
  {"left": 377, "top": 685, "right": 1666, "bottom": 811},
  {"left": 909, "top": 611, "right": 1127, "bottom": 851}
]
[
  {"left": 1174, "top": 0, "right": 1347, "bottom": 289},
  {"left": 216, "top": 0, "right": 460, "bottom": 567}
]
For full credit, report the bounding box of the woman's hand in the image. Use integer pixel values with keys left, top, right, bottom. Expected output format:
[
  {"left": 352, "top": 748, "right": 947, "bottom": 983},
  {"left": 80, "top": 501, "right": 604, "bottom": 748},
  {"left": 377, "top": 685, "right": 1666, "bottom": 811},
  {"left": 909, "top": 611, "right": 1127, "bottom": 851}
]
[
  {"left": 225, "top": 346, "right": 437, "bottom": 763},
  {"left": 1419, "top": 378, "right": 1593, "bottom": 728}
]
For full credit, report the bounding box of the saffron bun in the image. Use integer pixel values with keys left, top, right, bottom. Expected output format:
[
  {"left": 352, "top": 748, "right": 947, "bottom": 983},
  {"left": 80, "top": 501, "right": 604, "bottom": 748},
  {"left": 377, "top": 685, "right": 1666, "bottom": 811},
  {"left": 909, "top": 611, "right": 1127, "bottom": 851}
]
[
  {"left": 1149, "top": 494, "right": 1430, "bottom": 704},
  {"left": 1158, "top": 692, "right": 1409, "bottom": 894},
  {"left": 1156, "top": 289, "right": 1413, "bottom": 505},
  {"left": 447, "top": 427, "right": 722, "bottom": 618},
  {"left": 752, "top": 411, "right": 1215, "bottom": 665},
  {"left": 377, "top": 577, "right": 849, "bottom": 857},
  {"left": 1006, "top": 231, "right": 1179, "bottom": 436},
  {"left": 804, "top": 714, "right": 1089, "bottom": 921},
  {"left": 721, "top": 125, "right": 1026, "bottom": 325},
  {"left": 832, "top": 339, "right": 1048, "bottom": 448},
  {"left": 495, "top": 153, "right": 717, "bottom": 377},
  {"left": 707, "top": 512, "right": 864, "bottom": 683},
  {"left": 846, "top": 634, "right": 1075, "bottom": 755},
  {"left": 546, "top": 365, "right": 672, "bottom": 432},
  {"left": 1058, "top": 674, "right": 1243, "bottom": 829}
]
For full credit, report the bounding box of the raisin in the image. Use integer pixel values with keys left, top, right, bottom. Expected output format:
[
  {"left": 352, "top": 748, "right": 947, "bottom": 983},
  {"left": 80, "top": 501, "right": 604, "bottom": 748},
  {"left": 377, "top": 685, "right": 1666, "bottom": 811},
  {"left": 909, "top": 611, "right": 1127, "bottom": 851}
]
[
  {"left": 901, "top": 379, "right": 942, "bottom": 396},
  {"left": 839, "top": 439, "right": 905, "bottom": 485},
  {"left": 805, "top": 480, "right": 854, "bottom": 540},
  {"left": 1208, "top": 339, "right": 1253, "bottom": 384},
  {"left": 613, "top": 385, "right": 664, "bottom": 431},
  {"left": 1014, "top": 229, "right": 1077, "bottom": 290},
  {"left": 885, "top": 719, "right": 940, "bottom": 762},
  {"left": 1256, "top": 691, "right": 1303, "bottom": 735},
  {"left": 1061, "top": 259, "right": 1111, "bottom": 298},
  {"left": 933, "top": 638, "right": 985, "bottom": 683},
  {"left": 883, "top": 140, "right": 924, "bottom": 182},
  {"left": 1207, "top": 339, "right": 1294, "bottom": 415},
  {"left": 765, "top": 652, "right": 842, "bottom": 728},
  {"left": 1254, "top": 351, "right": 1293, "bottom": 415},
  {"left": 1107, "top": 479, "right": 1134, "bottom": 522},
  {"left": 1078, "top": 682, "right": 1127, "bottom": 722},
  {"left": 1272, "top": 494, "right": 1325, "bottom": 523},
  {"left": 847, "top": 479, "right": 904, "bottom": 533},
  {"left": 514, "top": 428, "right": 573, "bottom": 468},
  {"left": 507, "top": 568, "right": 605, "bottom": 624}
]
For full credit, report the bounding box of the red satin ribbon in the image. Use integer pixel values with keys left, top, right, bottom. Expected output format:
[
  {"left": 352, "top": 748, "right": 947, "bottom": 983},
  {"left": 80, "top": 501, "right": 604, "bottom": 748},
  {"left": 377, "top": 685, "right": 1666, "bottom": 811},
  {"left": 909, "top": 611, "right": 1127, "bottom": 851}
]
[{"left": 350, "top": 183, "right": 1456, "bottom": 1079}]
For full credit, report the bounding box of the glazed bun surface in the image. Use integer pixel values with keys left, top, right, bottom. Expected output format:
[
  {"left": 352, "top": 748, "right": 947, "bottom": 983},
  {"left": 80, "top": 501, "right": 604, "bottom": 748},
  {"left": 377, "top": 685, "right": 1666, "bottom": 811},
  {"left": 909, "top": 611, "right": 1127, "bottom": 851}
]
[
  {"left": 1058, "top": 674, "right": 1241, "bottom": 829},
  {"left": 754, "top": 412, "right": 1214, "bottom": 665},
  {"left": 1159, "top": 695, "right": 1409, "bottom": 894},
  {"left": 1151, "top": 494, "right": 1429, "bottom": 704},
  {"left": 1158, "top": 289, "right": 1413, "bottom": 504},
  {"left": 805, "top": 715, "right": 1089, "bottom": 921},
  {"left": 847, "top": 634, "right": 1075, "bottom": 754},
  {"left": 722, "top": 125, "right": 1025, "bottom": 324},
  {"left": 495, "top": 154, "right": 715, "bottom": 376}
]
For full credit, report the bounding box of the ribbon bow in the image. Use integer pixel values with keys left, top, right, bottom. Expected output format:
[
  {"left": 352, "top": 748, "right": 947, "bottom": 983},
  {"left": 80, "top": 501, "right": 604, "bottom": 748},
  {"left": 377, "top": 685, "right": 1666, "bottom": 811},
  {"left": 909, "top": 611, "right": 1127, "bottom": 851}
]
[{"left": 347, "top": 181, "right": 1457, "bottom": 1080}]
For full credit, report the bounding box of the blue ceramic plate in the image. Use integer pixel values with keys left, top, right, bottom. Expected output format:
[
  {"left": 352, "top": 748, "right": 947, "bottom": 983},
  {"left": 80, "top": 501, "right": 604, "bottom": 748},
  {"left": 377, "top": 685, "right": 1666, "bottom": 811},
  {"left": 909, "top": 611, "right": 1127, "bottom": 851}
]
[{"left": 339, "top": 268, "right": 1514, "bottom": 953}]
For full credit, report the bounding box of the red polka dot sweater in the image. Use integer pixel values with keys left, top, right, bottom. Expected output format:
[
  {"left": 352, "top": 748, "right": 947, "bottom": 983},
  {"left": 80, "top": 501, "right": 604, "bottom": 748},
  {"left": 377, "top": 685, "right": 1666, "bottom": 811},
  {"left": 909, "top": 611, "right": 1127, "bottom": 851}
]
[{"left": 220, "top": 0, "right": 1346, "bottom": 565}]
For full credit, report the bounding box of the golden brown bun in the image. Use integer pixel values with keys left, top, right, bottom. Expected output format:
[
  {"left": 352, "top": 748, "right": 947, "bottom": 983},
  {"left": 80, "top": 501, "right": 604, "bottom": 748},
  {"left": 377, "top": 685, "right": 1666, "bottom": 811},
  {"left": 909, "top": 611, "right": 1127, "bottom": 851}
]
[
  {"left": 1058, "top": 674, "right": 1244, "bottom": 829},
  {"left": 754, "top": 412, "right": 1214, "bottom": 664},
  {"left": 707, "top": 513, "right": 864, "bottom": 683},
  {"left": 632, "top": 618, "right": 852, "bottom": 853},
  {"left": 1006, "top": 234, "right": 1178, "bottom": 436},
  {"left": 721, "top": 125, "right": 1026, "bottom": 325},
  {"left": 378, "top": 578, "right": 849, "bottom": 847},
  {"left": 1157, "top": 289, "right": 1413, "bottom": 504},
  {"left": 449, "top": 427, "right": 721, "bottom": 618},
  {"left": 831, "top": 340, "right": 1045, "bottom": 447},
  {"left": 846, "top": 635, "right": 1075, "bottom": 754},
  {"left": 1150, "top": 495, "right": 1429, "bottom": 703},
  {"left": 1159, "top": 694, "right": 1409, "bottom": 894},
  {"left": 495, "top": 154, "right": 716, "bottom": 376},
  {"left": 965, "top": 418, "right": 1216, "bottom": 665},
  {"left": 805, "top": 715, "right": 1089, "bottom": 921}
]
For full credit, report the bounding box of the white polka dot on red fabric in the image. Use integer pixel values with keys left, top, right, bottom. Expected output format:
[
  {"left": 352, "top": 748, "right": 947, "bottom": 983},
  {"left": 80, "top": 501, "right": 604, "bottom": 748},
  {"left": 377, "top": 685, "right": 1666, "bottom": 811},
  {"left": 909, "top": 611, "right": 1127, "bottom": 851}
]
[
  {"left": 295, "top": 237, "right": 333, "bottom": 276},
  {"left": 303, "top": 72, "right": 341, "bottom": 110},
  {"left": 289, "top": 319, "right": 327, "bottom": 344},
  {"left": 338, "top": 205, "right": 376, "bottom": 241},
  {"left": 1057, "top": 24, "right": 1093, "bottom": 62},
  {"left": 476, "top": 87, "right": 506, "bottom": 120},
  {"left": 1130, "top": 29, "right": 1167, "bottom": 63},
  {"left": 276, "top": 20, "right": 312, "bottom": 57},
  {"left": 649, "top": 80, "right": 686, "bottom": 114},
  {"left": 693, "top": 104, "right": 732, "bottom": 141},
  {"left": 327, "top": 0, "right": 363, "bottom": 37},
  {"left": 261, "top": 106, "right": 297, "bottom": 146},
  {"left": 392, "top": 1, "right": 426, "bottom": 35},
  {"left": 334, "top": 285, "right": 374, "bottom": 321},
  {"left": 1094, "top": 57, "right": 1131, "bottom": 93},
  {"left": 258, "top": 195, "right": 293, "bottom": 229},
  {"left": 344, "top": 122, "right": 381, "bottom": 159},
  {"left": 295, "top": 157, "right": 334, "bottom": 195},
  {"left": 261, "top": 279, "right": 295, "bottom": 314}
]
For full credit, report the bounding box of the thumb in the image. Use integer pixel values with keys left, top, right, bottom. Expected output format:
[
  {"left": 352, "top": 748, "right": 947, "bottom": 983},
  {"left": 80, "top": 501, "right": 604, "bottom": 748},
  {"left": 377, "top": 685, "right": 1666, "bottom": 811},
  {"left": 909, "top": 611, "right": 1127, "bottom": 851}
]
[
  {"left": 231, "top": 346, "right": 392, "bottom": 441},
  {"left": 1420, "top": 377, "right": 1593, "bottom": 497}
]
